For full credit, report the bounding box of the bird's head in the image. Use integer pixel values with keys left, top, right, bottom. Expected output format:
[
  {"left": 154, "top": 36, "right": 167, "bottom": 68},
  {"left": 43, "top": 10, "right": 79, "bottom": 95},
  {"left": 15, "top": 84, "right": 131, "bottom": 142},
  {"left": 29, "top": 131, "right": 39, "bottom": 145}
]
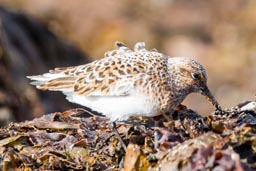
[{"left": 167, "top": 57, "right": 222, "bottom": 111}]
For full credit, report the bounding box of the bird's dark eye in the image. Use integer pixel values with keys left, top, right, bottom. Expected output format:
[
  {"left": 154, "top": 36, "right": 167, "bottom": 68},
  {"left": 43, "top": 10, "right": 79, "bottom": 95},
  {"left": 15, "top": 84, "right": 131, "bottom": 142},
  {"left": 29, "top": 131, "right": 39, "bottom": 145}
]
[{"left": 191, "top": 72, "right": 200, "bottom": 80}]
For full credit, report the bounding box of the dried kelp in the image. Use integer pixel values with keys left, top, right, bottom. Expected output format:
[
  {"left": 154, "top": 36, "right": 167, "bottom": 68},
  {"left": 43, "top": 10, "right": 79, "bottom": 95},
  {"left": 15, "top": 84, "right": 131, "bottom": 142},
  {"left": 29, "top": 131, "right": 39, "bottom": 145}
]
[{"left": 0, "top": 101, "right": 255, "bottom": 170}]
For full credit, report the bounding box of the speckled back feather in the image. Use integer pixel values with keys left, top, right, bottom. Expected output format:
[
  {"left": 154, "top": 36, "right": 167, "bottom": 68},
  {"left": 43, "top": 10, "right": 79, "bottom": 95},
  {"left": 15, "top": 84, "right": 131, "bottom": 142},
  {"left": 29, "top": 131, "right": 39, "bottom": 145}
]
[{"left": 28, "top": 42, "right": 169, "bottom": 99}]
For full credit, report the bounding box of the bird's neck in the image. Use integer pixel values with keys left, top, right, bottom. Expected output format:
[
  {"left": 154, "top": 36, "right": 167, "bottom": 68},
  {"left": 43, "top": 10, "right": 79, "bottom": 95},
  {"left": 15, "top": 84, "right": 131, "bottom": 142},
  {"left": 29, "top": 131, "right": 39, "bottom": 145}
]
[{"left": 167, "top": 62, "right": 192, "bottom": 99}]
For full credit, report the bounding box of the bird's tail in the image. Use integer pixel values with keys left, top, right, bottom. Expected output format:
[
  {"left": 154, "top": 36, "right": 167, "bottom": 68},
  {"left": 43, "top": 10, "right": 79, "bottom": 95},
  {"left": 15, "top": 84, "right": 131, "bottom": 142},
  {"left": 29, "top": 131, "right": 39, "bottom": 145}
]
[{"left": 27, "top": 72, "right": 76, "bottom": 91}]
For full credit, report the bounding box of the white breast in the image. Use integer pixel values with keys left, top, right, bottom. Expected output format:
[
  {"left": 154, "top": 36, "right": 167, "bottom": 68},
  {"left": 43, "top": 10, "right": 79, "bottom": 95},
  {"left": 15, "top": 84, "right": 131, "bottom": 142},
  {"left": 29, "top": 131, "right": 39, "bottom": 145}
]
[{"left": 63, "top": 91, "right": 160, "bottom": 121}]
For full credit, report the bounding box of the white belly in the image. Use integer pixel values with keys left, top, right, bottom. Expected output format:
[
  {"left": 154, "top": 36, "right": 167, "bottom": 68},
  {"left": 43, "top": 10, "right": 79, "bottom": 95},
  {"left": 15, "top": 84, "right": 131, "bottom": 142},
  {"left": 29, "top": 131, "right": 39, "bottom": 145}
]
[{"left": 64, "top": 92, "right": 160, "bottom": 121}]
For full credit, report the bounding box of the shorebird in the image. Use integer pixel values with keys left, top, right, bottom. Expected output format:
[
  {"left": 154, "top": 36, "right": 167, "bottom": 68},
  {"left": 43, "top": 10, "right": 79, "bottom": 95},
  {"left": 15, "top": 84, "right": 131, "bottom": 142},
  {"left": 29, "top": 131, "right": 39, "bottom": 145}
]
[{"left": 27, "top": 42, "right": 222, "bottom": 150}]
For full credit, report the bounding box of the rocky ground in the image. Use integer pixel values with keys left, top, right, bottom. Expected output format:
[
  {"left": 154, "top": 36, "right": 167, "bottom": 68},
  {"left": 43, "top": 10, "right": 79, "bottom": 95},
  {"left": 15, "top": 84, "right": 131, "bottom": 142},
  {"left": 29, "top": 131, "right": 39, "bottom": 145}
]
[
  {"left": 1, "top": 0, "right": 256, "bottom": 118},
  {"left": 0, "top": 101, "right": 255, "bottom": 170}
]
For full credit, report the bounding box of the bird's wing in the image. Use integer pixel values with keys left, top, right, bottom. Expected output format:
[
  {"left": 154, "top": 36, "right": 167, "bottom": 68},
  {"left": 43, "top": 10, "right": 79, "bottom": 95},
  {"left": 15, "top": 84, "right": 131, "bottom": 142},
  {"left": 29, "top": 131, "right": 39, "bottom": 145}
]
[
  {"left": 72, "top": 57, "right": 149, "bottom": 96},
  {"left": 28, "top": 56, "right": 150, "bottom": 96},
  {"left": 27, "top": 42, "right": 165, "bottom": 96}
]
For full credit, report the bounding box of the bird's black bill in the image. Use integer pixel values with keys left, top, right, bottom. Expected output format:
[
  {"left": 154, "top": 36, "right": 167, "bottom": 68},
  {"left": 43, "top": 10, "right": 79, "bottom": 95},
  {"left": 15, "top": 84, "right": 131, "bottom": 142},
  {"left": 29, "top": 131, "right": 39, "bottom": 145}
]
[{"left": 200, "top": 86, "right": 222, "bottom": 111}]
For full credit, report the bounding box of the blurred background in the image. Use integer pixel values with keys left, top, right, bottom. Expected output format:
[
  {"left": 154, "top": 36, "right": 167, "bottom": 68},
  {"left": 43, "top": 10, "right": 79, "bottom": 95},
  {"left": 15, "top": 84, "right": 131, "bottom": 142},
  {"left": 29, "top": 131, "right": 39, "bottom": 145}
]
[{"left": 0, "top": 0, "right": 255, "bottom": 126}]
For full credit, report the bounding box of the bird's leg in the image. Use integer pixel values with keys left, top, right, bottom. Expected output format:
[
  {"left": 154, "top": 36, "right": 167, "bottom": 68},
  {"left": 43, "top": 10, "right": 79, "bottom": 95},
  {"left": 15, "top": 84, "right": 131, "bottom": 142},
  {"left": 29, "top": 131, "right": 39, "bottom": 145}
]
[
  {"left": 153, "top": 110, "right": 175, "bottom": 149},
  {"left": 78, "top": 109, "right": 127, "bottom": 151},
  {"left": 161, "top": 112, "right": 172, "bottom": 122},
  {"left": 109, "top": 122, "right": 127, "bottom": 152},
  {"left": 153, "top": 118, "right": 160, "bottom": 150}
]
